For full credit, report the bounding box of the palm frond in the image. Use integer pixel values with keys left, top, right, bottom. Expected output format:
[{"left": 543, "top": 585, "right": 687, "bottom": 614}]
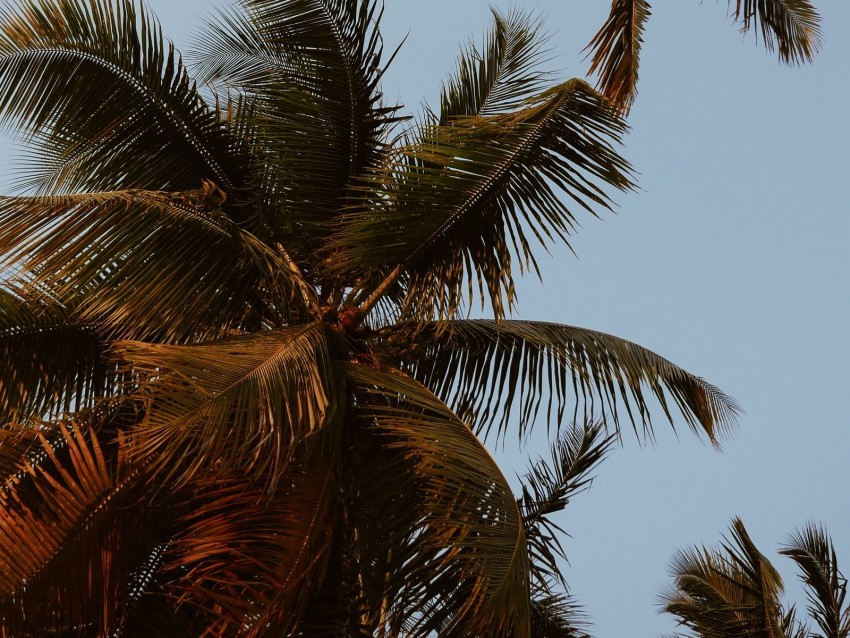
[
  {"left": 0, "top": 283, "right": 109, "bottom": 422},
  {"left": 192, "top": 0, "right": 400, "bottom": 263},
  {"left": 379, "top": 319, "right": 739, "bottom": 444},
  {"left": 0, "top": 420, "right": 156, "bottom": 636},
  {"left": 439, "top": 7, "right": 552, "bottom": 122},
  {"left": 0, "top": 186, "right": 305, "bottom": 342},
  {"left": 530, "top": 590, "right": 592, "bottom": 638},
  {"left": 157, "top": 446, "right": 337, "bottom": 637},
  {"left": 728, "top": 0, "right": 822, "bottom": 64},
  {"left": 332, "top": 79, "right": 634, "bottom": 321},
  {"left": 584, "top": 0, "right": 650, "bottom": 113},
  {"left": 519, "top": 422, "right": 616, "bottom": 590},
  {"left": 0, "top": 0, "right": 255, "bottom": 212},
  {"left": 340, "top": 361, "right": 531, "bottom": 638},
  {"left": 113, "top": 323, "right": 335, "bottom": 485},
  {"left": 661, "top": 518, "right": 787, "bottom": 638},
  {"left": 781, "top": 523, "right": 850, "bottom": 638}
]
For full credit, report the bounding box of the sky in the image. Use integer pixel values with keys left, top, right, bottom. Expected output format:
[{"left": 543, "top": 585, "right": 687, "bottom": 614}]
[{"left": 4, "top": 1, "right": 850, "bottom": 636}]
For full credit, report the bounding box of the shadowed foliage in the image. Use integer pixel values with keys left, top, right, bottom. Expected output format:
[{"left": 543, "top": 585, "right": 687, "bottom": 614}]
[
  {"left": 0, "top": 0, "right": 819, "bottom": 635},
  {"left": 662, "top": 519, "right": 850, "bottom": 638}
]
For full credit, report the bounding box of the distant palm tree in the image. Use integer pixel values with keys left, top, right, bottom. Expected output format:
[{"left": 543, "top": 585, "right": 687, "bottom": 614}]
[
  {"left": 662, "top": 519, "right": 850, "bottom": 638},
  {"left": 0, "top": 0, "right": 818, "bottom": 635}
]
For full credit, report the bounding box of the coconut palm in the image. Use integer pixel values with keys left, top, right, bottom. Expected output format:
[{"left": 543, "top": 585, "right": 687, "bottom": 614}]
[
  {"left": 0, "top": 0, "right": 818, "bottom": 635},
  {"left": 662, "top": 519, "right": 850, "bottom": 638}
]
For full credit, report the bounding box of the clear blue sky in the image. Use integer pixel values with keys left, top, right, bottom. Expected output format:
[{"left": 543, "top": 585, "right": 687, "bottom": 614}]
[{"left": 7, "top": 1, "right": 850, "bottom": 635}]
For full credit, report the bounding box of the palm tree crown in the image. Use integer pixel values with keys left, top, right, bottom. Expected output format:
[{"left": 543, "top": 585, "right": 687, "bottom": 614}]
[{"left": 0, "top": 0, "right": 818, "bottom": 635}]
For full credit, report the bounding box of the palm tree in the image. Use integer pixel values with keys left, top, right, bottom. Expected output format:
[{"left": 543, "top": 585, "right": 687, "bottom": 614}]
[
  {"left": 0, "top": 0, "right": 818, "bottom": 635},
  {"left": 662, "top": 519, "right": 850, "bottom": 638}
]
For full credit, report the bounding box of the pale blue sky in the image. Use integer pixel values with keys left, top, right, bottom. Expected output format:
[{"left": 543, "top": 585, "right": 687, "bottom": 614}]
[{"left": 7, "top": 1, "right": 850, "bottom": 635}]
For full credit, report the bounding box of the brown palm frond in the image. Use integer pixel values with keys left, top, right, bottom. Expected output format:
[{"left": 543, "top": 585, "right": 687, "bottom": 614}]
[
  {"left": 340, "top": 361, "right": 531, "bottom": 638},
  {"left": 114, "top": 322, "right": 335, "bottom": 485},
  {"left": 584, "top": 0, "right": 650, "bottom": 113}
]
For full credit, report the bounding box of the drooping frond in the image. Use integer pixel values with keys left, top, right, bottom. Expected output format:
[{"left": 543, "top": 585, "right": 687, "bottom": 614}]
[
  {"left": 728, "top": 0, "right": 822, "bottom": 64},
  {"left": 0, "top": 421, "right": 156, "bottom": 636},
  {"left": 584, "top": 0, "right": 650, "bottom": 113},
  {"left": 661, "top": 518, "right": 789, "bottom": 638},
  {"left": 113, "top": 323, "right": 334, "bottom": 484},
  {"left": 0, "top": 283, "right": 109, "bottom": 422},
  {"left": 519, "top": 422, "right": 616, "bottom": 590},
  {"left": 530, "top": 590, "right": 592, "bottom": 638},
  {"left": 0, "top": 185, "right": 305, "bottom": 342},
  {"left": 0, "top": 0, "right": 254, "bottom": 211},
  {"left": 156, "top": 447, "right": 337, "bottom": 637},
  {"left": 379, "top": 319, "right": 739, "bottom": 444},
  {"left": 340, "top": 362, "right": 531, "bottom": 638},
  {"left": 439, "top": 7, "right": 552, "bottom": 122},
  {"left": 333, "top": 80, "right": 634, "bottom": 321},
  {"left": 781, "top": 523, "right": 850, "bottom": 638}
]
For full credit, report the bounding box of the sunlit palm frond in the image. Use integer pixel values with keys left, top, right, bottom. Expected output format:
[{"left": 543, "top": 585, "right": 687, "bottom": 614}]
[
  {"left": 584, "top": 0, "right": 650, "bottom": 113},
  {"left": 378, "top": 319, "right": 739, "bottom": 444},
  {"left": 114, "top": 323, "right": 335, "bottom": 484},
  {"left": 0, "top": 420, "right": 156, "bottom": 636},
  {"left": 439, "top": 7, "right": 552, "bottom": 122},
  {"left": 340, "top": 361, "right": 531, "bottom": 638},
  {"left": 728, "top": 0, "right": 822, "bottom": 64},
  {"left": 781, "top": 523, "right": 850, "bottom": 638},
  {"left": 0, "top": 0, "right": 254, "bottom": 211},
  {"left": 156, "top": 446, "right": 337, "bottom": 637},
  {"left": 0, "top": 283, "right": 109, "bottom": 422},
  {"left": 333, "top": 79, "right": 634, "bottom": 321},
  {"left": 661, "top": 518, "right": 788, "bottom": 638},
  {"left": 519, "top": 422, "right": 616, "bottom": 590},
  {"left": 0, "top": 185, "right": 305, "bottom": 342}
]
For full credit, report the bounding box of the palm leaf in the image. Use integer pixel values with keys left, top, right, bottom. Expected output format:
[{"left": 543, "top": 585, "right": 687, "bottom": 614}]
[
  {"left": 0, "top": 0, "right": 254, "bottom": 214},
  {"left": 729, "top": 0, "right": 822, "bottom": 64},
  {"left": 439, "top": 7, "right": 552, "bottom": 122},
  {"left": 661, "top": 517, "right": 788, "bottom": 638},
  {"left": 0, "top": 420, "right": 156, "bottom": 636},
  {"left": 519, "top": 422, "right": 616, "bottom": 590},
  {"left": 158, "top": 446, "right": 337, "bottom": 637},
  {"left": 332, "top": 79, "right": 634, "bottom": 321},
  {"left": 0, "top": 283, "right": 109, "bottom": 422},
  {"left": 583, "top": 0, "right": 650, "bottom": 113},
  {"left": 0, "top": 185, "right": 304, "bottom": 342},
  {"left": 192, "top": 0, "right": 399, "bottom": 265},
  {"left": 340, "top": 361, "right": 531, "bottom": 638},
  {"left": 379, "top": 319, "right": 739, "bottom": 444},
  {"left": 113, "top": 322, "right": 335, "bottom": 484},
  {"left": 781, "top": 523, "right": 850, "bottom": 638},
  {"left": 530, "top": 590, "right": 591, "bottom": 638}
]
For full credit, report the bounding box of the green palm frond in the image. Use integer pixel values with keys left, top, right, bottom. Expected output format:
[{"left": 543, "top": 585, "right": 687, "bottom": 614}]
[
  {"left": 113, "top": 322, "right": 335, "bottom": 484},
  {"left": 192, "top": 0, "right": 399, "bottom": 262},
  {"left": 0, "top": 0, "right": 254, "bottom": 208},
  {"left": 519, "top": 422, "right": 616, "bottom": 590},
  {"left": 0, "top": 420, "right": 156, "bottom": 636},
  {"left": 340, "top": 361, "right": 531, "bottom": 638},
  {"left": 781, "top": 523, "right": 850, "bottom": 638},
  {"left": 439, "top": 7, "right": 552, "bottom": 122},
  {"left": 584, "top": 0, "right": 650, "bottom": 113},
  {"left": 0, "top": 185, "right": 306, "bottom": 342},
  {"left": 729, "top": 0, "right": 822, "bottom": 64},
  {"left": 379, "top": 319, "right": 739, "bottom": 443},
  {"left": 333, "top": 80, "right": 634, "bottom": 321},
  {"left": 661, "top": 518, "right": 788, "bottom": 638},
  {"left": 0, "top": 283, "right": 109, "bottom": 422},
  {"left": 158, "top": 447, "right": 337, "bottom": 637}
]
